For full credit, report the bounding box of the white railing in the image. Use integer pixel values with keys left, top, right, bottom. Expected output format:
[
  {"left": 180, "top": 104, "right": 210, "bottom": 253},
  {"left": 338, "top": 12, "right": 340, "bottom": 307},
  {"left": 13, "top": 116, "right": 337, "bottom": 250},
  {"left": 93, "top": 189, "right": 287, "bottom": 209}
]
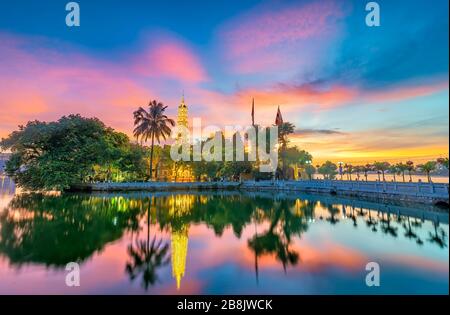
[{"left": 241, "top": 180, "right": 449, "bottom": 199}]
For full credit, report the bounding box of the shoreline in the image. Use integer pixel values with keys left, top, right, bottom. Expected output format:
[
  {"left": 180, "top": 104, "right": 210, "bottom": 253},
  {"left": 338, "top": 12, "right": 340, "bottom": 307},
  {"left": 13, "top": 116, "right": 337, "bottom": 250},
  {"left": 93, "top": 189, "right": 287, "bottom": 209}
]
[{"left": 69, "top": 180, "right": 449, "bottom": 208}]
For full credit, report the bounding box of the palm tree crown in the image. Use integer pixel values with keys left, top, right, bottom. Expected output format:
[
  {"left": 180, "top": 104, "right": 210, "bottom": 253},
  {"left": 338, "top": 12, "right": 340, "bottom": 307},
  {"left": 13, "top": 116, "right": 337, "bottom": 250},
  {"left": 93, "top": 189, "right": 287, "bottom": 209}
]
[{"left": 133, "top": 100, "right": 175, "bottom": 143}]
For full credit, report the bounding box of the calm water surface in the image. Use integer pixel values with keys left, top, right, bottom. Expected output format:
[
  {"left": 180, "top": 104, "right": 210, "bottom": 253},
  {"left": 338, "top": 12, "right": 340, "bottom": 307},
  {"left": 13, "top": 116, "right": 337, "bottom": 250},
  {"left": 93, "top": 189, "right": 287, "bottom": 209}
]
[{"left": 0, "top": 186, "right": 448, "bottom": 294}]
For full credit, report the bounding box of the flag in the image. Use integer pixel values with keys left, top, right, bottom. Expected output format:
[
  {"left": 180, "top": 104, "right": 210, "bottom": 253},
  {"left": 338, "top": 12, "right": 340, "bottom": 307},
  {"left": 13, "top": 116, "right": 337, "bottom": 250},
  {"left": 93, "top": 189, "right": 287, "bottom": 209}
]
[
  {"left": 251, "top": 98, "right": 255, "bottom": 126},
  {"left": 275, "top": 106, "right": 283, "bottom": 126}
]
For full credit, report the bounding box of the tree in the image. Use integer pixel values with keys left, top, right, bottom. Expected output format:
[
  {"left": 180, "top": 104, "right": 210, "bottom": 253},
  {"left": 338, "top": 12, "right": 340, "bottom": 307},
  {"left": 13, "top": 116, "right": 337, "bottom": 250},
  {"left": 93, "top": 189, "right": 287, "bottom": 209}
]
[
  {"left": 396, "top": 162, "right": 409, "bottom": 182},
  {"left": 406, "top": 160, "right": 415, "bottom": 182},
  {"left": 277, "top": 122, "right": 295, "bottom": 179},
  {"left": 417, "top": 161, "right": 437, "bottom": 183},
  {"left": 388, "top": 164, "right": 398, "bottom": 182},
  {"left": 437, "top": 157, "right": 449, "bottom": 169},
  {"left": 133, "top": 100, "right": 175, "bottom": 181},
  {"left": 0, "top": 115, "right": 140, "bottom": 190},
  {"left": 353, "top": 165, "right": 361, "bottom": 180},
  {"left": 317, "top": 161, "right": 338, "bottom": 180},
  {"left": 362, "top": 164, "right": 372, "bottom": 181},
  {"left": 373, "top": 161, "right": 390, "bottom": 181},
  {"left": 304, "top": 164, "right": 316, "bottom": 180},
  {"left": 283, "top": 146, "right": 313, "bottom": 180},
  {"left": 344, "top": 163, "right": 353, "bottom": 180}
]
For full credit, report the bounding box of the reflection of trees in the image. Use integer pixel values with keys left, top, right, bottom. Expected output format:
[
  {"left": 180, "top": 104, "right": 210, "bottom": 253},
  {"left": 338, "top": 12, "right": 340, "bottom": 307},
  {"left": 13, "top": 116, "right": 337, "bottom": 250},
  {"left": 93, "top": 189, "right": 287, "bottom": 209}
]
[
  {"left": 0, "top": 193, "right": 141, "bottom": 267},
  {"left": 380, "top": 212, "right": 398, "bottom": 238},
  {"left": 126, "top": 237, "right": 170, "bottom": 289},
  {"left": 325, "top": 203, "right": 340, "bottom": 225},
  {"left": 125, "top": 197, "right": 170, "bottom": 289},
  {"left": 403, "top": 217, "right": 418, "bottom": 240},
  {"left": 428, "top": 221, "right": 447, "bottom": 249},
  {"left": 365, "top": 210, "right": 378, "bottom": 232},
  {"left": 347, "top": 205, "right": 357, "bottom": 227},
  {"left": 1, "top": 190, "right": 447, "bottom": 284},
  {"left": 248, "top": 199, "right": 313, "bottom": 272}
]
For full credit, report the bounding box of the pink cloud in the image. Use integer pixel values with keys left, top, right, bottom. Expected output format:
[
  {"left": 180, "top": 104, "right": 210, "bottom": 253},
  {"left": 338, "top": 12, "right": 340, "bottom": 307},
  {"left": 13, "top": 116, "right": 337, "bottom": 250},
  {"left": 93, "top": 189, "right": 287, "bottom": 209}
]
[
  {"left": 0, "top": 33, "right": 210, "bottom": 139},
  {"left": 133, "top": 40, "right": 208, "bottom": 83},
  {"left": 222, "top": 0, "right": 345, "bottom": 57},
  {"left": 218, "top": 0, "right": 346, "bottom": 74}
]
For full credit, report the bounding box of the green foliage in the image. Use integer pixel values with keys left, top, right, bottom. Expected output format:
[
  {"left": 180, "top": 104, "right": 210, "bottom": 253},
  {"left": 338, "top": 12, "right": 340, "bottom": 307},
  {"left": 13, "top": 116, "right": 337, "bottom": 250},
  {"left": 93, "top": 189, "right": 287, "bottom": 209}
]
[
  {"left": 417, "top": 161, "right": 437, "bottom": 182},
  {"left": 304, "top": 164, "right": 316, "bottom": 180},
  {"left": 284, "top": 147, "right": 312, "bottom": 166},
  {"left": 317, "top": 161, "right": 338, "bottom": 179},
  {"left": 437, "top": 157, "right": 449, "bottom": 169},
  {"left": 0, "top": 115, "right": 145, "bottom": 190}
]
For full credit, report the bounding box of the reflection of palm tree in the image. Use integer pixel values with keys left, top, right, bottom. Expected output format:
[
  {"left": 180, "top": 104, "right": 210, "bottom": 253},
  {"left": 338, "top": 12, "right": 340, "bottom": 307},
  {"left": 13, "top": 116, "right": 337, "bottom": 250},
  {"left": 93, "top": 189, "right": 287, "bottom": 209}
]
[
  {"left": 380, "top": 213, "right": 398, "bottom": 238},
  {"left": 125, "top": 199, "right": 170, "bottom": 289},
  {"left": 428, "top": 221, "right": 447, "bottom": 249},
  {"left": 326, "top": 204, "right": 340, "bottom": 225},
  {"left": 356, "top": 207, "right": 367, "bottom": 217},
  {"left": 403, "top": 217, "right": 417, "bottom": 240},
  {"left": 365, "top": 210, "right": 378, "bottom": 232},
  {"left": 348, "top": 206, "right": 357, "bottom": 227},
  {"left": 125, "top": 237, "right": 170, "bottom": 289}
]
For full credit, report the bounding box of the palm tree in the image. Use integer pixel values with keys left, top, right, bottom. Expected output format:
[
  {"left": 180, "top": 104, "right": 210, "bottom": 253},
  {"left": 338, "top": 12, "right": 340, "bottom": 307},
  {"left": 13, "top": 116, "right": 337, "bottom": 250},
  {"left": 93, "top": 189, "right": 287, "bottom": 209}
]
[
  {"left": 396, "top": 162, "right": 408, "bottom": 182},
  {"left": 353, "top": 165, "right": 361, "bottom": 180},
  {"left": 363, "top": 164, "right": 372, "bottom": 181},
  {"left": 388, "top": 164, "right": 398, "bottom": 182},
  {"left": 133, "top": 100, "right": 175, "bottom": 180},
  {"left": 344, "top": 164, "right": 353, "bottom": 180},
  {"left": 373, "top": 161, "right": 390, "bottom": 181},
  {"left": 277, "top": 122, "right": 295, "bottom": 179},
  {"left": 417, "top": 161, "right": 437, "bottom": 183},
  {"left": 406, "top": 160, "right": 415, "bottom": 182}
]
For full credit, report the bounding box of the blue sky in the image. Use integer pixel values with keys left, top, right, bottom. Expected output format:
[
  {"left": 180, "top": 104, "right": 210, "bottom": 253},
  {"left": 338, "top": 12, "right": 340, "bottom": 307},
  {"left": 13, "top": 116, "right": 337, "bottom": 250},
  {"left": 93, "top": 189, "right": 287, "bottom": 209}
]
[{"left": 0, "top": 0, "right": 448, "bottom": 162}]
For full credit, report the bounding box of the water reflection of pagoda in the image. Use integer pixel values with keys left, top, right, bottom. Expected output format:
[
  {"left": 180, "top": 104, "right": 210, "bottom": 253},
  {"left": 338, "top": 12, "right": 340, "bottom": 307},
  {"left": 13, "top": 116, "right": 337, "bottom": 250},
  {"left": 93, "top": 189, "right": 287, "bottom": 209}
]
[{"left": 168, "top": 195, "right": 194, "bottom": 290}]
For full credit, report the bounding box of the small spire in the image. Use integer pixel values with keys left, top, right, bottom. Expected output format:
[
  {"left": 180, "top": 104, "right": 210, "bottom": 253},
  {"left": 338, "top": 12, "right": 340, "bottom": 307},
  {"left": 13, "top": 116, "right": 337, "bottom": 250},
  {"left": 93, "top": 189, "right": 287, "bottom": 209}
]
[{"left": 181, "top": 90, "right": 185, "bottom": 103}]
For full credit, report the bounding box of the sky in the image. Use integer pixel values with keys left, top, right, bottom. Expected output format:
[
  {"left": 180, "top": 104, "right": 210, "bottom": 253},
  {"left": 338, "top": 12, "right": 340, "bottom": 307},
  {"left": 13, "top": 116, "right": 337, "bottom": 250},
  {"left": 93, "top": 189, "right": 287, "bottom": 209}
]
[{"left": 0, "top": 0, "right": 448, "bottom": 164}]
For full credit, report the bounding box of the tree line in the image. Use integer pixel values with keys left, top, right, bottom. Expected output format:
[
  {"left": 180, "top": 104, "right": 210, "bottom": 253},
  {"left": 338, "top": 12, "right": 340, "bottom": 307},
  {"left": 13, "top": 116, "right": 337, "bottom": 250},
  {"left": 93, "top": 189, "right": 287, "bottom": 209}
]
[{"left": 1, "top": 99, "right": 448, "bottom": 190}]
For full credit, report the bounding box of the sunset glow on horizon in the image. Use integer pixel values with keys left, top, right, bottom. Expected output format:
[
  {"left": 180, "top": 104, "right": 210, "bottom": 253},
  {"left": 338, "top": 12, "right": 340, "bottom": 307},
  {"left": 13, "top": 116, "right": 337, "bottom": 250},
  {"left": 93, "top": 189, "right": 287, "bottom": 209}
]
[{"left": 0, "top": 0, "right": 448, "bottom": 164}]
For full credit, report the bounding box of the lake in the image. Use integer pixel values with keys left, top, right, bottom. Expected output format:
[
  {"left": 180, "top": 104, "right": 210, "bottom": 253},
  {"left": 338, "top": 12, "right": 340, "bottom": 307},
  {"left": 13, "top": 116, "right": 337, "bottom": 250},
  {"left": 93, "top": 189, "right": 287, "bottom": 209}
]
[{"left": 0, "top": 188, "right": 448, "bottom": 294}]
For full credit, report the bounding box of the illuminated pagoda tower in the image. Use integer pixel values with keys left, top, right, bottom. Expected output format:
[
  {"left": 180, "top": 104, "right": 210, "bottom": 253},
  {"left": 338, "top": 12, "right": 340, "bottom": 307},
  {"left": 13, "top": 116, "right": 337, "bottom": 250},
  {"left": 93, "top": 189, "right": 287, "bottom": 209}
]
[
  {"left": 169, "top": 195, "right": 194, "bottom": 290},
  {"left": 170, "top": 93, "right": 194, "bottom": 182},
  {"left": 176, "top": 93, "right": 189, "bottom": 142}
]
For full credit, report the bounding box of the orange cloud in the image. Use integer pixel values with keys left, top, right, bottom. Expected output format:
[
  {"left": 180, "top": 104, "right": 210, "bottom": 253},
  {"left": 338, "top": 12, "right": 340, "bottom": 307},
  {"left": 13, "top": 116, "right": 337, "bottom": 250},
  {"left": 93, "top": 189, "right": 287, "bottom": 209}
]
[{"left": 365, "top": 81, "right": 449, "bottom": 103}]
